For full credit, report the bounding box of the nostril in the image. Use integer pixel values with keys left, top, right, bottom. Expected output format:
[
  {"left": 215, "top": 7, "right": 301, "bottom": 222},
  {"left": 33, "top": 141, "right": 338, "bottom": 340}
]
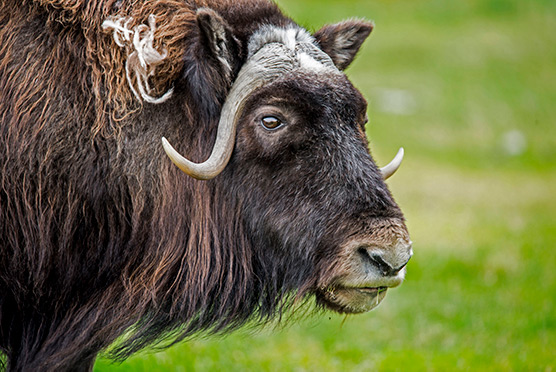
[
  {"left": 357, "top": 247, "right": 410, "bottom": 276},
  {"left": 357, "top": 248, "right": 394, "bottom": 276}
]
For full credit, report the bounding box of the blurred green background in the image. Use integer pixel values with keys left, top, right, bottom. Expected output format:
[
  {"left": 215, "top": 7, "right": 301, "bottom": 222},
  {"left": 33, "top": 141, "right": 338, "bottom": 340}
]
[{"left": 95, "top": 0, "right": 556, "bottom": 370}]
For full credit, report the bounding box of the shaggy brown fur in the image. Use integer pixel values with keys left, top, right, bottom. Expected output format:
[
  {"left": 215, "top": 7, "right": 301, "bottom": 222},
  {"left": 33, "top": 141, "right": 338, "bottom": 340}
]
[
  {"left": 0, "top": 0, "right": 406, "bottom": 371},
  {"left": 0, "top": 2, "right": 279, "bottom": 368}
]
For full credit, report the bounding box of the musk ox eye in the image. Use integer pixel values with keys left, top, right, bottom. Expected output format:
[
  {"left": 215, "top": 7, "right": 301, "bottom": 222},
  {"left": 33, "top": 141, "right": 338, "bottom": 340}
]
[{"left": 260, "top": 116, "right": 283, "bottom": 131}]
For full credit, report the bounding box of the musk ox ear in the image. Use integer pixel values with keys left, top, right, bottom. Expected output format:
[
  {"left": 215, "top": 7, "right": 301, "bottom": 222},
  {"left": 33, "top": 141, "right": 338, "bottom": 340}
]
[
  {"left": 180, "top": 8, "right": 241, "bottom": 120},
  {"left": 313, "top": 20, "right": 374, "bottom": 70},
  {"left": 196, "top": 8, "right": 241, "bottom": 81}
]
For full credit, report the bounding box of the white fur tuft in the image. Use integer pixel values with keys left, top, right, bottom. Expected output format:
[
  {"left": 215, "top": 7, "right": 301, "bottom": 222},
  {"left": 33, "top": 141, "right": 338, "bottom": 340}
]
[
  {"left": 102, "top": 15, "right": 173, "bottom": 104},
  {"left": 247, "top": 25, "right": 338, "bottom": 74},
  {"left": 248, "top": 25, "right": 315, "bottom": 57},
  {"left": 297, "top": 52, "right": 326, "bottom": 72}
]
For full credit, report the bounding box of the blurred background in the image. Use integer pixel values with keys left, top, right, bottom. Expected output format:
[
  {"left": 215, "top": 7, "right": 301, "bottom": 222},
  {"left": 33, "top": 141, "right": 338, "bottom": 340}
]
[{"left": 96, "top": 0, "right": 555, "bottom": 370}]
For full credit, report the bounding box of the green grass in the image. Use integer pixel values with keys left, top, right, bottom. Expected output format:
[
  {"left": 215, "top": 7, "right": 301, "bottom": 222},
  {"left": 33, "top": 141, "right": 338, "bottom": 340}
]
[{"left": 95, "top": 0, "right": 556, "bottom": 370}]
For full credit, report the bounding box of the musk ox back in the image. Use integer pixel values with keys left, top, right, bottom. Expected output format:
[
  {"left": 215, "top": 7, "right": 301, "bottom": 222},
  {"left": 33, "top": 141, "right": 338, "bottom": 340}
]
[{"left": 0, "top": 0, "right": 411, "bottom": 370}]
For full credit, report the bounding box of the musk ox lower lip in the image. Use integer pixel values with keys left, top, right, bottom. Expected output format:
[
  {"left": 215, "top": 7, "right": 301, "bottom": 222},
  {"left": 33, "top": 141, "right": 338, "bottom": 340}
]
[
  {"left": 318, "top": 286, "right": 389, "bottom": 314},
  {"left": 357, "top": 286, "right": 388, "bottom": 295}
]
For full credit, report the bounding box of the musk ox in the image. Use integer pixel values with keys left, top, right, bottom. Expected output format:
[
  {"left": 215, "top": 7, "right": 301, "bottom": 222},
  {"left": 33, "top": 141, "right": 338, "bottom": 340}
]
[{"left": 0, "top": 0, "right": 412, "bottom": 370}]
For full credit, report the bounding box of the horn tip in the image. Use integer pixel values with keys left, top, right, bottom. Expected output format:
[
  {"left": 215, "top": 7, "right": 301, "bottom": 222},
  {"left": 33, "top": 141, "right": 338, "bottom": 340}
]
[
  {"left": 392, "top": 147, "right": 404, "bottom": 164},
  {"left": 161, "top": 137, "right": 174, "bottom": 155},
  {"left": 380, "top": 146, "right": 405, "bottom": 180}
]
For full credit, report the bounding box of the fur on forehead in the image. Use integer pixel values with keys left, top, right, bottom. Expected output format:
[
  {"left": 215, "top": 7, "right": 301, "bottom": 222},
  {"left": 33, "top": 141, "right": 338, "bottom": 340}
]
[{"left": 248, "top": 25, "right": 315, "bottom": 57}]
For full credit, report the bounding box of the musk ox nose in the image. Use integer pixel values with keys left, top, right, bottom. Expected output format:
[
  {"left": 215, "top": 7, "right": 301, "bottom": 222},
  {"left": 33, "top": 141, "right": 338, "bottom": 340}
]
[{"left": 357, "top": 243, "right": 413, "bottom": 277}]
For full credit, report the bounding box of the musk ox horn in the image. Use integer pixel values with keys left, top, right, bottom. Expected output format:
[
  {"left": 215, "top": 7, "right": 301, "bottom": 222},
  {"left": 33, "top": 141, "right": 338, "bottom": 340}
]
[
  {"left": 380, "top": 147, "right": 404, "bottom": 180},
  {"left": 161, "top": 68, "right": 255, "bottom": 180},
  {"left": 162, "top": 44, "right": 295, "bottom": 180}
]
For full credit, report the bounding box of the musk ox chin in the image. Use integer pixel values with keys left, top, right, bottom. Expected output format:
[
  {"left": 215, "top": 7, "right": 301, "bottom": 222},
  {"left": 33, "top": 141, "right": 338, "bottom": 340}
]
[{"left": 0, "top": 0, "right": 411, "bottom": 370}]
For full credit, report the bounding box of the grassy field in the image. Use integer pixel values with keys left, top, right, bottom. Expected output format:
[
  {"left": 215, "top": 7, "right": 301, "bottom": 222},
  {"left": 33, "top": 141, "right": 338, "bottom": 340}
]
[{"left": 95, "top": 0, "right": 556, "bottom": 370}]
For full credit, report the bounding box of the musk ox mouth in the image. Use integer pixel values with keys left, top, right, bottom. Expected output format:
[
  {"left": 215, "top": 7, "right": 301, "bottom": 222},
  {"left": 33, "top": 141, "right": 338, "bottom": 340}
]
[{"left": 317, "top": 286, "right": 389, "bottom": 314}]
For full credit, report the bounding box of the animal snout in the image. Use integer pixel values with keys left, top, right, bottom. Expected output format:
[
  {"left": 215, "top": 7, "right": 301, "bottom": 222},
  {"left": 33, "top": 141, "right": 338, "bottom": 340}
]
[{"left": 357, "top": 243, "right": 413, "bottom": 277}]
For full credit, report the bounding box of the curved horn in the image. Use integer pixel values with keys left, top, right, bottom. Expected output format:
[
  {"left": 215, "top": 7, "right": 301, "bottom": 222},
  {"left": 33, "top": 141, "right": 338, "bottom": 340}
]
[
  {"left": 160, "top": 86, "right": 244, "bottom": 180},
  {"left": 162, "top": 44, "right": 295, "bottom": 180},
  {"left": 380, "top": 147, "right": 404, "bottom": 180}
]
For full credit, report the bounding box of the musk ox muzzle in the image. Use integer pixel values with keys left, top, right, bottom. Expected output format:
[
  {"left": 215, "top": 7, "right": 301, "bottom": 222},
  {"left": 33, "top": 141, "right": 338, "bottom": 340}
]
[{"left": 317, "top": 218, "right": 412, "bottom": 313}]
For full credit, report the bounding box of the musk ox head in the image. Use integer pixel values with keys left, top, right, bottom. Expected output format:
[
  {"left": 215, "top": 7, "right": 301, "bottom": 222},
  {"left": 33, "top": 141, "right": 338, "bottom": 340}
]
[{"left": 159, "top": 10, "right": 412, "bottom": 314}]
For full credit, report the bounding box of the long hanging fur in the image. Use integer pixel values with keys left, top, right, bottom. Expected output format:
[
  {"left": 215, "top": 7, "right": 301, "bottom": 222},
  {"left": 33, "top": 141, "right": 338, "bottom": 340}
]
[{"left": 0, "top": 0, "right": 299, "bottom": 369}]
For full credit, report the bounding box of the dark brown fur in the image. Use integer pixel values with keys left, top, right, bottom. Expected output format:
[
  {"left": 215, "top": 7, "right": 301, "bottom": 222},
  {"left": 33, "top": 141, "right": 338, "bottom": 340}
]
[{"left": 0, "top": 1, "right": 405, "bottom": 370}]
